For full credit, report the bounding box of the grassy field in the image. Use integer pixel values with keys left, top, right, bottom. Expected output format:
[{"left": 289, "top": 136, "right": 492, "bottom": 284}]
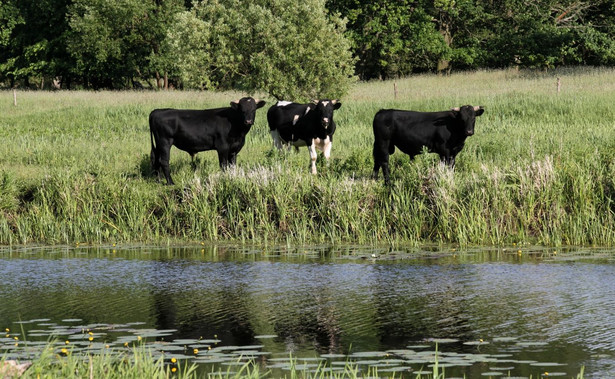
[{"left": 1, "top": 67, "right": 615, "bottom": 246}]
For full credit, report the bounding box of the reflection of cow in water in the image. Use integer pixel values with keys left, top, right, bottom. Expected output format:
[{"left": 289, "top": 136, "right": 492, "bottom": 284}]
[{"left": 273, "top": 292, "right": 341, "bottom": 354}]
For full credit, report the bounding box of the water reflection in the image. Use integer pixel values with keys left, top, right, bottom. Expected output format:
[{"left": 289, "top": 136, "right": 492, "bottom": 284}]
[{"left": 1, "top": 245, "right": 614, "bottom": 377}]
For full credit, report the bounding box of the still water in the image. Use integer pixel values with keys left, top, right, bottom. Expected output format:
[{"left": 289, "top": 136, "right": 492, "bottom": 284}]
[{"left": 1, "top": 245, "right": 614, "bottom": 378}]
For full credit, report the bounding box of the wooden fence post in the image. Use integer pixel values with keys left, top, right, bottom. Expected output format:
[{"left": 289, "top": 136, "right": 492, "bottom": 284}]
[
  {"left": 556, "top": 77, "right": 561, "bottom": 94},
  {"left": 13, "top": 89, "right": 17, "bottom": 106}
]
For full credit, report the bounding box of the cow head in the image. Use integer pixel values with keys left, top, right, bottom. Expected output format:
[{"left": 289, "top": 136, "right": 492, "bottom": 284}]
[
  {"left": 231, "top": 97, "right": 266, "bottom": 126},
  {"left": 452, "top": 105, "right": 484, "bottom": 136},
  {"left": 310, "top": 99, "right": 342, "bottom": 130}
]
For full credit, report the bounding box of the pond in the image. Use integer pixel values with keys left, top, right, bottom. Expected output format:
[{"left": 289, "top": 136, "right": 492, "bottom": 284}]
[{"left": 1, "top": 245, "right": 614, "bottom": 378}]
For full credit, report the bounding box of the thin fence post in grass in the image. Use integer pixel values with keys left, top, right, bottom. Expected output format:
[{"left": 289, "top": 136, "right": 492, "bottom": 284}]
[
  {"left": 13, "top": 89, "right": 17, "bottom": 106},
  {"left": 394, "top": 82, "right": 398, "bottom": 99},
  {"left": 557, "top": 77, "right": 561, "bottom": 94}
]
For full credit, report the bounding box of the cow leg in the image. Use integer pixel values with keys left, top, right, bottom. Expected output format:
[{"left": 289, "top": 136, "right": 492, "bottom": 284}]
[
  {"left": 322, "top": 137, "right": 332, "bottom": 167},
  {"left": 270, "top": 129, "right": 284, "bottom": 150},
  {"left": 373, "top": 140, "right": 390, "bottom": 183},
  {"left": 150, "top": 148, "right": 159, "bottom": 176},
  {"left": 158, "top": 144, "right": 174, "bottom": 185},
  {"left": 308, "top": 143, "right": 318, "bottom": 175},
  {"left": 440, "top": 154, "right": 455, "bottom": 169},
  {"left": 217, "top": 150, "right": 230, "bottom": 170},
  {"left": 229, "top": 151, "right": 238, "bottom": 166},
  {"left": 190, "top": 153, "right": 198, "bottom": 170}
]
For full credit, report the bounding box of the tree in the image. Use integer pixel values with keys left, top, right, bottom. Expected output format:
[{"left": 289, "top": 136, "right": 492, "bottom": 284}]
[
  {"left": 475, "top": 0, "right": 615, "bottom": 69},
  {"left": 166, "top": 0, "right": 356, "bottom": 100},
  {"left": 0, "top": 0, "right": 73, "bottom": 88},
  {"left": 67, "top": 0, "right": 182, "bottom": 89},
  {"left": 326, "top": 0, "right": 448, "bottom": 79}
]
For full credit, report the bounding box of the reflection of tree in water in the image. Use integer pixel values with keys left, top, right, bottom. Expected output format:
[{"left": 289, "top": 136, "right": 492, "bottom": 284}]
[
  {"left": 370, "top": 265, "right": 474, "bottom": 349},
  {"left": 274, "top": 290, "right": 342, "bottom": 354}
]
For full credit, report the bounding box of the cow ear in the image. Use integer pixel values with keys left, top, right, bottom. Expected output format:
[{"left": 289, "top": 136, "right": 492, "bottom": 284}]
[
  {"left": 256, "top": 100, "right": 266, "bottom": 109},
  {"left": 230, "top": 100, "right": 239, "bottom": 110},
  {"left": 333, "top": 100, "right": 342, "bottom": 110},
  {"left": 474, "top": 106, "right": 484, "bottom": 116},
  {"left": 451, "top": 107, "right": 461, "bottom": 112}
]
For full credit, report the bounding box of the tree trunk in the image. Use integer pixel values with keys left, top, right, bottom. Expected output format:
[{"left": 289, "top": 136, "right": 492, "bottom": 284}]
[
  {"left": 155, "top": 71, "right": 161, "bottom": 89},
  {"left": 438, "top": 20, "right": 452, "bottom": 74}
]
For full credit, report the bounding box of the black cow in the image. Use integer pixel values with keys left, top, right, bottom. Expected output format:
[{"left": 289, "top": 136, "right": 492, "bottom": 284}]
[
  {"left": 372, "top": 105, "right": 484, "bottom": 183},
  {"left": 267, "top": 100, "right": 342, "bottom": 174},
  {"left": 149, "top": 97, "right": 266, "bottom": 185}
]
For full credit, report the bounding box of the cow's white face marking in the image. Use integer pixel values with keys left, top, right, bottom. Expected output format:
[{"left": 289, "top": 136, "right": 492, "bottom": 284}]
[
  {"left": 276, "top": 101, "right": 292, "bottom": 107},
  {"left": 321, "top": 101, "right": 330, "bottom": 107},
  {"left": 322, "top": 117, "right": 329, "bottom": 124},
  {"left": 292, "top": 115, "right": 300, "bottom": 125}
]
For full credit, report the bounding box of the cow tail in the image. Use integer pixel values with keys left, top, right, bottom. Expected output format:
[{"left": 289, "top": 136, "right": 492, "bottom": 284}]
[{"left": 149, "top": 114, "right": 157, "bottom": 170}]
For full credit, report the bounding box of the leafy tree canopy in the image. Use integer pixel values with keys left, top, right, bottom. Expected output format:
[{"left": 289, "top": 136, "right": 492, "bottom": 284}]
[{"left": 167, "top": 0, "right": 356, "bottom": 100}]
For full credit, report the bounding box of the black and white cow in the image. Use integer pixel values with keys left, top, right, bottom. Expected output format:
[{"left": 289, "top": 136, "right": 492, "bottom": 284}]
[
  {"left": 149, "top": 97, "right": 266, "bottom": 185},
  {"left": 267, "top": 100, "right": 342, "bottom": 174},
  {"left": 372, "top": 105, "right": 484, "bottom": 183}
]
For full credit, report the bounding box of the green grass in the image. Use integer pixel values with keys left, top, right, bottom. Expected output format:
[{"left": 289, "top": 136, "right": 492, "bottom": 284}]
[{"left": 2, "top": 67, "right": 615, "bottom": 246}]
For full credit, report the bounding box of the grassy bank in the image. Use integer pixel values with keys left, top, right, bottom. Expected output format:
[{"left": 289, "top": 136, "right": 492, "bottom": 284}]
[{"left": 1, "top": 67, "right": 615, "bottom": 246}]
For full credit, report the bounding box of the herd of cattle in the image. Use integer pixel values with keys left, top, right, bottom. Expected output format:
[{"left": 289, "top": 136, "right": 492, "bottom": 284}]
[{"left": 149, "top": 97, "right": 484, "bottom": 185}]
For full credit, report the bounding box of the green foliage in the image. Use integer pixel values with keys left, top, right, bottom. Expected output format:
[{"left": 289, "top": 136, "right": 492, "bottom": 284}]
[
  {"left": 167, "top": 0, "right": 356, "bottom": 100},
  {"left": 328, "top": 0, "right": 615, "bottom": 77},
  {"left": 67, "top": 0, "right": 183, "bottom": 89},
  {"left": 0, "top": 0, "right": 72, "bottom": 87},
  {"left": 327, "top": 0, "right": 448, "bottom": 79},
  {"left": 3, "top": 0, "right": 615, "bottom": 88},
  {"left": 0, "top": 1, "right": 23, "bottom": 48}
]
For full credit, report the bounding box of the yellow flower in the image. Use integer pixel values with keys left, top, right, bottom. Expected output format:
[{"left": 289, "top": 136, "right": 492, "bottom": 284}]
[
  {"left": 4, "top": 328, "right": 9, "bottom": 332},
  {"left": 171, "top": 367, "right": 177, "bottom": 373},
  {"left": 88, "top": 331, "right": 93, "bottom": 335},
  {"left": 61, "top": 348, "right": 68, "bottom": 354},
  {"left": 137, "top": 336, "right": 142, "bottom": 341},
  {"left": 65, "top": 340, "right": 70, "bottom": 345},
  {"left": 171, "top": 358, "right": 177, "bottom": 364},
  {"left": 88, "top": 336, "right": 94, "bottom": 341},
  {"left": 124, "top": 342, "right": 129, "bottom": 347},
  {"left": 193, "top": 348, "right": 199, "bottom": 355},
  {"left": 13, "top": 336, "right": 18, "bottom": 341}
]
